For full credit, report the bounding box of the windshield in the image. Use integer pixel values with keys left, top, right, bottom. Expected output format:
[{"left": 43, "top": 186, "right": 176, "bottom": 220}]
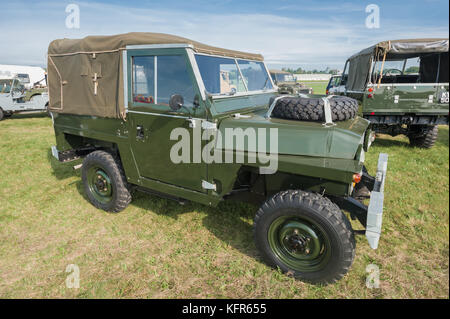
[
  {"left": 195, "top": 54, "right": 273, "bottom": 95},
  {"left": 0, "top": 79, "right": 13, "bottom": 93}
]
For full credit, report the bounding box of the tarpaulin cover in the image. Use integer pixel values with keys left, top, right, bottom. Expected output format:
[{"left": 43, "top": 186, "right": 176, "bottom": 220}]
[
  {"left": 345, "top": 38, "right": 449, "bottom": 91},
  {"left": 47, "top": 32, "right": 264, "bottom": 118}
]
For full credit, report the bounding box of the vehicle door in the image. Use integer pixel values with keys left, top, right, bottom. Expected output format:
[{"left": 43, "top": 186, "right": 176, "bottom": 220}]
[{"left": 126, "top": 48, "right": 208, "bottom": 192}]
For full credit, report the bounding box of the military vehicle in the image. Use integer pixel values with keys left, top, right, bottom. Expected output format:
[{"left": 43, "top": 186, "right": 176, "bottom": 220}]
[
  {"left": 333, "top": 39, "right": 449, "bottom": 148},
  {"left": 270, "top": 69, "right": 313, "bottom": 94},
  {"left": 0, "top": 76, "right": 49, "bottom": 120},
  {"left": 48, "top": 33, "right": 387, "bottom": 284},
  {"left": 326, "top": 75, "right": 342, "bottom": 95}
]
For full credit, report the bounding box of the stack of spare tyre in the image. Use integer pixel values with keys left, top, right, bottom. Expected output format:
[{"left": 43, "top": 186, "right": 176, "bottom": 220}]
[{"left": 271, "top": 96, "right": 359, "bottom": 122}]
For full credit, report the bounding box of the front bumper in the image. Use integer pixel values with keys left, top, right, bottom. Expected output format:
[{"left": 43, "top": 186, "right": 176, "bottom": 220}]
[{"left": 365, "top": 153, "right": 388, "bottom": 249}]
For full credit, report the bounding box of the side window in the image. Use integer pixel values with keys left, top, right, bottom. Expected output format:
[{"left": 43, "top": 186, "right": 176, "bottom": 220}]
[
  {"left": 132, "top": 55, "right": 196, "bottom": 107},
  {"left": 157, "top": 55, "right": 195, "bottom": 107},
  {"left": 132, "top": 56, "right": 155, "bottom": 104}
]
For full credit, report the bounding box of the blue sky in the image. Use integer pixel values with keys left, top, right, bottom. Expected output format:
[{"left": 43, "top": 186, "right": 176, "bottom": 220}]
[{"left": 0, "top": 0, "right": 448, "bottom": 70}]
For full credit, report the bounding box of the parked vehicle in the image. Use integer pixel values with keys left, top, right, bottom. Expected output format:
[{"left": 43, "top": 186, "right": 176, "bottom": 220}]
[
  {"left": 270, "top": 69, "right": 313, "bottom": 94},
  {"left": 48, "top": 33, "right": 387, "bottom": 284},
  {"left": 0, "top": 77, "right": 49, "bottom": 120},
  {"left": 326, "top": 75, "right": 342, "bottom": 95},
  {"left": 333, "top": 38, "right": 449, "bottom": 148},
  {"left": 0, "top": 65, "right": 46, "bottom": 90}
]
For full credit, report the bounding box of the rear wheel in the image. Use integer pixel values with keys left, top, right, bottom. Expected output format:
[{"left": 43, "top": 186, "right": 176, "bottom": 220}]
[
  {"left": 0, "top": 108, "right": 4, "bottom": 121},
  {"left": 408, "top": 125, "right": 438, "bottom": 149},
  {"left": 254, "top": 190, "right": 355, "bottom": 284},
  {"left": 81, "top": 150, "right": 131, "bottom": 212}
]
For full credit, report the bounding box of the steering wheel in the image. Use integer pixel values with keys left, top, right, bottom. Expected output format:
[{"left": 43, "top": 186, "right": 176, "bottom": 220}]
[{"left": 383, "top": 68, "right": 402, "bottom": 76}]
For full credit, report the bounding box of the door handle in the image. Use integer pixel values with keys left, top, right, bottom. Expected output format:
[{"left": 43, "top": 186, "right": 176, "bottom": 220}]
[{"left": 136, "top": 125, "right": 145, "bottom": 140}]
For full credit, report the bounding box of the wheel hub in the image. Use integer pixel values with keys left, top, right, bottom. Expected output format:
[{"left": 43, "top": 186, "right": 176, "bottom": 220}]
[
  {"left": 268, "top": 216, "right": 331, "bottom": 272},
  {"left": 284, "top": 233, "right": 308, "bottom": 253},
  {"left": 87, "top": 167, "right": 113, "bottom": 204}
]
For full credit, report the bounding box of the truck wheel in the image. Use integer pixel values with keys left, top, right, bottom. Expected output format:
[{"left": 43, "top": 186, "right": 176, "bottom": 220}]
[
  {"left": 408, "top": 125, "right": 438, "bottom": 149},
  {"left": 81, "top": 150, "right": 131, "bottom": 212},
  {"left": 253, "top": 190, "right": 355, "bottom": 284},
  {"left": 271, "top": 96, "right": 358, "bottom": 122},
  {"left": 0, "top": 108, "right": 4, "bottom": 121}
]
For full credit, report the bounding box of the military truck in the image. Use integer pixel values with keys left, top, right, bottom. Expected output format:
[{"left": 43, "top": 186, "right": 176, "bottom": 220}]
[
  {"left": 270, "top": 69, "right": 313, "bottom": 94},
  {"left": 48, "top": 33, "right": 387, "bottom": 284},
  {"left": 0, "top": 76, "right": 49, "bottom": 120},
  {"left": 333, "top": 39, "right": 449, "bottom": 148}
]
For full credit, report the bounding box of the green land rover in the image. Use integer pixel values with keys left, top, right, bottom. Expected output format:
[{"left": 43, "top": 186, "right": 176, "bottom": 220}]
[
  {"left": 331, "top": 38, "right": 449, "bottom": 148},
  {"left": 270, "top": 69, "right": 313, "bottom": 95},
  {"left": 48, "top": 33, "right": 387, "bottom": 284}
]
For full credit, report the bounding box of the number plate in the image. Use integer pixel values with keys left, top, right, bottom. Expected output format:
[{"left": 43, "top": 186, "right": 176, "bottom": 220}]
[{"left": 440, "top": 91, "right": 449, "bottom": 104}]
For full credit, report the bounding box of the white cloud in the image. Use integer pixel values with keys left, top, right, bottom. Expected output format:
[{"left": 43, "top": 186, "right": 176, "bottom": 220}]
[{"left": 0, "top": 1, "right": 448, "bottom": 70}]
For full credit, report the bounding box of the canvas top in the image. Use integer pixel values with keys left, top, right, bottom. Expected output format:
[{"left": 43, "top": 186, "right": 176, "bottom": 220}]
[
  {"left": 48, "top": 32, "right": 264, "bottom": 61},
  {"left": 348, "top": 38, "right": 449, "bottom": 60}
]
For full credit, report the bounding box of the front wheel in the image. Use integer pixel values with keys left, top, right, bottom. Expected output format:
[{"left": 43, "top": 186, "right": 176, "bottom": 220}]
[
  {"left": 253, "top": 190, "right": 355, "bottom": 284},
  {"left": 81, "top": 150, "right": 131, "bottom": 212}
]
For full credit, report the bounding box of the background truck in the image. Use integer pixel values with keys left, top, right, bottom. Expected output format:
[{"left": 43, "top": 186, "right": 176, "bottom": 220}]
[
  {"left": 270, "top": 69, "right": 313, "bottom": 94},
  {"left": 48, "top": 32, "right": 387, "bottom": 284},
  {"left": 0, "top": 76, "right": 49, "bottom": 120},
  {"left": 329, "top": 38, "right": 449, "bottom": 148},
  {"left": 0, "top": 65, "right": 47, "bottom": 90}
]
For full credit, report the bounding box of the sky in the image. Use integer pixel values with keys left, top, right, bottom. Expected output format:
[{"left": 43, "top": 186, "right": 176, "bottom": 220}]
[{"left": 0, "top": 0, "right": 448, "bottom": 71}]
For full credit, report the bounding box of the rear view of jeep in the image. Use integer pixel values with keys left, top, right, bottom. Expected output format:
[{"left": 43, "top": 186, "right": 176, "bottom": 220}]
[{"left": 339, "top": 38, "right": 449, "bottom": 148}]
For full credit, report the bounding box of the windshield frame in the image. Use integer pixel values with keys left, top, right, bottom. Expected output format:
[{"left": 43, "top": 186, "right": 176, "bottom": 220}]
[{"left": 193, "top": 51, "right": 276, "bottom": 99}]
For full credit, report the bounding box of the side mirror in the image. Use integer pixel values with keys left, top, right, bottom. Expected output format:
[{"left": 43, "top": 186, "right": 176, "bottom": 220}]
[{"left": 169, "top": 94, "right": 184, "bottom": 111}]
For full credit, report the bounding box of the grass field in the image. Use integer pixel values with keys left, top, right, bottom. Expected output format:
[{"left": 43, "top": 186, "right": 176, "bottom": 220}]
[
  {"left": 299, "top": 81, "right": 329, "bottom": 94},
  {"left": 0, "top": 112, "right": 448, "bottom": 299}
]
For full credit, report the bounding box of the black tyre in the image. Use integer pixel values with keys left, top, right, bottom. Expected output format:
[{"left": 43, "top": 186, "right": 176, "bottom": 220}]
[
  {"left": 81, "top": 150, "right": 131, "bottom": 212},
  {"left": 408, "top": 125, "right": 438, "bottom": 149},
  {"left": 271, "top": 96, "right": 358, "bottom": 122},
  {"left": 254, "top": 190, "right": 355, "bottom": 284},
  {"left": 0, "top": 108, "right": 4, "bottom": 121}
]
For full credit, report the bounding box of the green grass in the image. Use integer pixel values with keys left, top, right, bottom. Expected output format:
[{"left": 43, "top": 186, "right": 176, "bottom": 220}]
[
  {"left": 299, "top": 81, "right": 328, "bottom": 94},
  {"left": 0, "top": 113, "right": 448, "bottom": 298}
]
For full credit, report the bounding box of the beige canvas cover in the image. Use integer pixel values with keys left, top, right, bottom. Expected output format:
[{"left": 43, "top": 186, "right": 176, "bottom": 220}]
[
  {"left": 345, "top": 38, "right": 449, "bottom": 91},
  {"left": 47, "top": 32, "right": 264, "bottom": 118}
]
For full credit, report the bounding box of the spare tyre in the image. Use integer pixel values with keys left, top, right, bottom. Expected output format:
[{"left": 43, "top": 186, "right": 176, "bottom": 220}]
[{"left": 271, "top": 96, "right": 359, "bottom": 122}]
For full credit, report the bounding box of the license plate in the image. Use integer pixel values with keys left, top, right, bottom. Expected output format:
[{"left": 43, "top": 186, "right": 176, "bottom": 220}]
[{"left": 440, "top": 91, "right": 449, "bottom": 103}]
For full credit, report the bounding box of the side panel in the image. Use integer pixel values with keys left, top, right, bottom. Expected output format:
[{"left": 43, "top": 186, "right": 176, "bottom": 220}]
[
  {"left": 362, "top": 84, "right": 449, "bottom": 115},
  {"left": 52, "top": 113, "right": 140, "bottom": 182}
]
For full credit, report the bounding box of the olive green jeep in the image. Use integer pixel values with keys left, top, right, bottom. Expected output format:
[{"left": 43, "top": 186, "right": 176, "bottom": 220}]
[
  {"left": 48, "top": 33, "right": 388, "bottom": 284},
  {"left": 270, "top": 69, "right": 313, "bottom": 95},
  {"left": 332, "top": 38, "right": 449, "bottom": 148}
]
